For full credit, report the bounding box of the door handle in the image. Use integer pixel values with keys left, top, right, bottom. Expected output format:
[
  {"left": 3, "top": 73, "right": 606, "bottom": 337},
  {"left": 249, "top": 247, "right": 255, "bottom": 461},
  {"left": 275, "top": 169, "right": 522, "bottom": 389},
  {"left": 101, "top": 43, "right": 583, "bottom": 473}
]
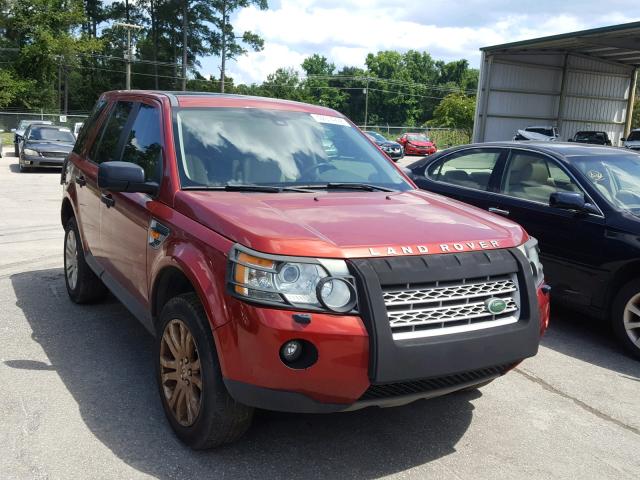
[
  {"left": 75, "top": 175, "right": 86, "bottom": 187},
  {"left": 100, "top": 193, "right": 115, "bottom": 208},
  {"left": 488, "top": 207, "right": 510, "bottom": 216}
]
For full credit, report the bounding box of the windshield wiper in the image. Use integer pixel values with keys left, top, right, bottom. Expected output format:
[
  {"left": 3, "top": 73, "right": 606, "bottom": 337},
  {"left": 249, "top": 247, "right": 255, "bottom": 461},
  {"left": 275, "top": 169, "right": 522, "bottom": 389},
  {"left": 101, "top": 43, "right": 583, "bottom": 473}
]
[
  {"left": 182, "top": 184, "right": 314, "bottom": 193},
  {"left": 316, "top": 182, "right": 396, "bottom": 192}
]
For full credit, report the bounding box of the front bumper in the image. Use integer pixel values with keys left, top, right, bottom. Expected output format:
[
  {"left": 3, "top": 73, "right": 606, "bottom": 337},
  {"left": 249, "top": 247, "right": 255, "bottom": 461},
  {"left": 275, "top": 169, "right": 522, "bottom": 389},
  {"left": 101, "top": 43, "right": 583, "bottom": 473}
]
[
  {"left": 219, "top": 249, "right": 549, "bottom": 412},
  {"left": 22, "top": 155, "right": 66, "bottom": 168}
]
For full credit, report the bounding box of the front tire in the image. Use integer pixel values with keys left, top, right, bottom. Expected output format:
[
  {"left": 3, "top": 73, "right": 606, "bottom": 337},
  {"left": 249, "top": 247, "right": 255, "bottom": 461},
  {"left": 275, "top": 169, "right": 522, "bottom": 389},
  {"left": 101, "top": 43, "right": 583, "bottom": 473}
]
[
  {"left": 156, "top": 293, "right": 253, "bottom": 449},
  {"left": 63, "top": 217, "right": 108, "bottom": 303},
  {"left": 612, "top": 279, "right": 640, "bottom": 360}
]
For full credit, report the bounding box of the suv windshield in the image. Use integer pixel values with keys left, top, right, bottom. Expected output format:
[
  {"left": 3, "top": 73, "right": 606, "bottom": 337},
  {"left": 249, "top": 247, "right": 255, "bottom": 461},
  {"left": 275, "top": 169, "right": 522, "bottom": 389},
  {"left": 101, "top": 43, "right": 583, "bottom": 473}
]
[
  {"left": 29, "top": 127, "right": 75, "bottom": 142},
  {"left": 573, "top": 154, "right": 640, "bottom": 213},
  {"left": 627, "top": 131, "right": 640, "bottom": 141},
  {"left": 174, "top": 108, "right": 412, "bottom": 191}
]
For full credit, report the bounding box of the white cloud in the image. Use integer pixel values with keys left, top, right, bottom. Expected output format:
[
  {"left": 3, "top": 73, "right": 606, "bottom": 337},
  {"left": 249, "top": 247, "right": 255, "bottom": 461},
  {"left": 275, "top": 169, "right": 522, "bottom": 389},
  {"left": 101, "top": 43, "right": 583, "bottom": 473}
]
[{"left": 199, "top": 0, "right": 640, "bottom": 85}]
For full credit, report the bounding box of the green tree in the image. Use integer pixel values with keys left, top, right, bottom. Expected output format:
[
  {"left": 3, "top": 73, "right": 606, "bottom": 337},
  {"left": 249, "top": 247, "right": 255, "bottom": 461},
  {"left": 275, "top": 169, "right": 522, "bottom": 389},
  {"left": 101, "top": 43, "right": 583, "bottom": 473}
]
[
  {"left": 301, "top": 54, "right": 346, "bottom": 111},
  {"left": 0, "top": 69, "right": 31, "bottom": 108},
  {"left": 213, "top": 0, "right": 268, "bottom": 92},
  {"left": 429, "top": 92, "right": 476, "bottom": 136}
]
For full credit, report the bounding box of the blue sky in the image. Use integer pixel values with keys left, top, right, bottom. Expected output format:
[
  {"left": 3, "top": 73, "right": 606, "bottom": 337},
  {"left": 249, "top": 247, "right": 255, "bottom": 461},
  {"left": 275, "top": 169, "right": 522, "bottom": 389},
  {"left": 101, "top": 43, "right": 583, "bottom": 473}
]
[{"left": 199, "top": 0, "right": 639, "bottom": 85}]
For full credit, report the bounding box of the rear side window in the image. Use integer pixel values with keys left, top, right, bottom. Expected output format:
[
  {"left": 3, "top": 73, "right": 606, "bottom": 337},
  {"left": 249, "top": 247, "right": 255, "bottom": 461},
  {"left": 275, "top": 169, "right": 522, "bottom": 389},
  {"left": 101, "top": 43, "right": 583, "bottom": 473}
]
[
  {"left": 428, "top": 149, "right": 502, "bottom": 191},
  {"left": 73, "top": 99, "right": 107, "bottom": 154},
  {"left": 122, "top": 103, "right": 163, "bottom": 183},
  {"left": 90, "top": 101, "right": 134, "bottom": 163}
]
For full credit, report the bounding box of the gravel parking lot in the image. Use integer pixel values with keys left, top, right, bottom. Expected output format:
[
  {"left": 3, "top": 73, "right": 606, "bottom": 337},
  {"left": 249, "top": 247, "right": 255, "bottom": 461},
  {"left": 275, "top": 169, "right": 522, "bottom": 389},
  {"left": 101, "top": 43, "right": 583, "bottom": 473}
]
[{"left": 1, "top": 146, "right": 639, "bottom": 480}]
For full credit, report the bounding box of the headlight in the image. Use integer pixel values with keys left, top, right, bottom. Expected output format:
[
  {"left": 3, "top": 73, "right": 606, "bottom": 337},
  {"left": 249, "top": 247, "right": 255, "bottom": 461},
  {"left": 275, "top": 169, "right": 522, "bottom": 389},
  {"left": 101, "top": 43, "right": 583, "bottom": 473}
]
[
  {"left": 23, "top": 148, "right": 39, "bottom": 156},
  {"left": 228, "top": 245, "right": 357, "bottom": 313},
  {"left": 517, "top": 237, "right": 544, "bottom": 286}
]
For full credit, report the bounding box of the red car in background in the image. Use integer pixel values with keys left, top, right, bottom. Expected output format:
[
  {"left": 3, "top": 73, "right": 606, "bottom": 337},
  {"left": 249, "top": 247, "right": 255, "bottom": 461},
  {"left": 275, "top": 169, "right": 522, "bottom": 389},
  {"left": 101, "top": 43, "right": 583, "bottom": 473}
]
[{"left": 398, "top": 133, "right": 437, "bottom": 156}]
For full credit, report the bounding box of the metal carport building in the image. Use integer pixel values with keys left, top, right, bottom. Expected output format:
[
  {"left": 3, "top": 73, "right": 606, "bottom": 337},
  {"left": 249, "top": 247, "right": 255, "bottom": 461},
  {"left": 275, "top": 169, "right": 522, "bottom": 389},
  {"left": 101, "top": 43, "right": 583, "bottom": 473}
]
[{"left": 473, "top": 22, "right": 640, "bottom": 144}]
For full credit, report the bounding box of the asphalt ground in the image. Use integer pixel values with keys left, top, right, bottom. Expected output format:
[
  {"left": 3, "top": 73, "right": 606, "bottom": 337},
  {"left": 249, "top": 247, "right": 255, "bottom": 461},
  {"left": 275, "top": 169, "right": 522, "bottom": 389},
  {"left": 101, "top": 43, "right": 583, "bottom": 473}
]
[{"left": 1, "top": 146, "right": 639, "bottom": 479}]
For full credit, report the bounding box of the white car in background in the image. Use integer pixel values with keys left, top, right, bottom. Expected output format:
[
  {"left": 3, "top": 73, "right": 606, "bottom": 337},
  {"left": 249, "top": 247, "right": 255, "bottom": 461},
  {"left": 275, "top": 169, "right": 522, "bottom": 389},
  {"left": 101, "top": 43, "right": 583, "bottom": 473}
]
[
  {"left": 513, "top": 125, "right": 559, "bottom": 141},
  {"left": 622, "top": 129, "right": 640, "bottom": 152}
]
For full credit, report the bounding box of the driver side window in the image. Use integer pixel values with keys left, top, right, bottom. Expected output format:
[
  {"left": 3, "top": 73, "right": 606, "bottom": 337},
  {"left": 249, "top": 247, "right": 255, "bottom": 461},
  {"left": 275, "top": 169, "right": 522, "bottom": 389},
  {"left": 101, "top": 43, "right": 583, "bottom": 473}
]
[{"left": 501, "top": 151, "right": 582, "bottom": 204}]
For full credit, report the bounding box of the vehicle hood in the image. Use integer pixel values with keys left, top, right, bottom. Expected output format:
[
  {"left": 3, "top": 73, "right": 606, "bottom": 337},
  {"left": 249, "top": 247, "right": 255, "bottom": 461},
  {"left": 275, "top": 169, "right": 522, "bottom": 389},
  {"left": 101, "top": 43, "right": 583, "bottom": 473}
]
[
  {"left": 516, "top": 130, "right": 555, "bottom": 141},
  {"left": 24, "top": 141, "right": 73, "bottom": 152},
  {"left": 174, "top": 190, "right": 526, "bottom": 258},
  {"left": 407, "top": 140, "right": 435, "bottom": 147}
]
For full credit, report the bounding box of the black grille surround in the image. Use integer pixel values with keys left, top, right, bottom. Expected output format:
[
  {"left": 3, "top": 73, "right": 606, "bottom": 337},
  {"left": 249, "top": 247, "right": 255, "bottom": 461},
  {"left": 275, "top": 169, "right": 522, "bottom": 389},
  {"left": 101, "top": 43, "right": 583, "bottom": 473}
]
[
  {"left": 348, "top": 248, "right": 541, "bottom": 384},
  {"left": 359, "top": 364, "right": 512, "bottom": 401}
]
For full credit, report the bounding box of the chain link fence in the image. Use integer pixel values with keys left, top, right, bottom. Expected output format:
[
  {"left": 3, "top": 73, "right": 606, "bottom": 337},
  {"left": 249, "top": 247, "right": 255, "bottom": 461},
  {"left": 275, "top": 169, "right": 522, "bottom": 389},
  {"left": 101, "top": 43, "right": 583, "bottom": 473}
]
[
  {"left": 0, "top": 111, "right": 89, "bottom": 133},
  {"left": 359, "top": 125, "right": 472, "bottom": 148}
]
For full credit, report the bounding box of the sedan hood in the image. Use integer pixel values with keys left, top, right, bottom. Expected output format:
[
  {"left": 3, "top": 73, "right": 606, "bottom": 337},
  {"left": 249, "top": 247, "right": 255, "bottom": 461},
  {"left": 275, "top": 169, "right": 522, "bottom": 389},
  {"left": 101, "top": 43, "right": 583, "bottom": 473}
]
[
  {"left": 407, "top": 140, "right": 435, "bottom": 147},
  {"left": 174, "top": 189, "right": 526, "bottom": 258},
  {"left": 24, "top": 141, "right": 73, "bottom": 152},
  {"left": 377, "top": 141, "right": 402, "bottom": 148}
]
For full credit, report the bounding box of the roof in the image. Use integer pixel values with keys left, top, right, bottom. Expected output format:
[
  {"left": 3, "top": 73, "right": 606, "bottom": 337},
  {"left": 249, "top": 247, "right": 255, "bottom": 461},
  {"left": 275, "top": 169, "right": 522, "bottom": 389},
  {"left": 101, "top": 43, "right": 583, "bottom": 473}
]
[
  {"left": 107, "top": 90, "right": 341, "bottom": 116},
  {"left": 482, "top": 21, "right": 640, "bottom": 67}
]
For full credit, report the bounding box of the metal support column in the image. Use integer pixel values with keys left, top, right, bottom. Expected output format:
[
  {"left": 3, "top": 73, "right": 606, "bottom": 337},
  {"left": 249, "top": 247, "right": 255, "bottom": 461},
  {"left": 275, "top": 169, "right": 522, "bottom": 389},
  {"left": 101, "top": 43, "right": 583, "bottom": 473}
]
[
  {"left": 477, "top": 54, "right": 493, "bottom": 142},
  {"left": 556, "top": 54, "right": 569, "bottom": 139},
  {"left": 624, "top": 68, "right": 638, "bottom": 138}
]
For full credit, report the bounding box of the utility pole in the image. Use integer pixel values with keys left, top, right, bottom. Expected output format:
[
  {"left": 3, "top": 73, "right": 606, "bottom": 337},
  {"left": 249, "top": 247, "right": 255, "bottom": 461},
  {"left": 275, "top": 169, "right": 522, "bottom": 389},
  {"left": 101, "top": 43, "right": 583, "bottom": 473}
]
[
  {"left": 364, "top": 77, "right": 370, "bottom": 130},
  {"left": 220, "top": 1, "right": 227, "bottom": 93},
  {"left": 182, "top": 0, "right": 188, "bottom": 91},
  {"left": 114, "top": 22, "right": 143, "bottom": 90}
]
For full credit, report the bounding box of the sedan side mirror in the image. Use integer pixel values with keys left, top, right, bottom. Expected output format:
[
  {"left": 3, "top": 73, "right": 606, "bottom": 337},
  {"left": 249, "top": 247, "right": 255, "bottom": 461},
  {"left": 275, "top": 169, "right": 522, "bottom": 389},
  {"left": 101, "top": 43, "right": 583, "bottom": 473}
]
[
  {"left": 549, "top": 192, "right": 599, "bottom": 215},
  {"left": 567, "top": 138, "right": 574, "bottom": 142},
  {"left": 10, "top": 128, "right": 16, "bottom": 133},
  {"left": 98, "top": 161, "right": 158, "bottom": 195},
  {"left": 621, "top": 137, "right": 626, "bottom": 142}
]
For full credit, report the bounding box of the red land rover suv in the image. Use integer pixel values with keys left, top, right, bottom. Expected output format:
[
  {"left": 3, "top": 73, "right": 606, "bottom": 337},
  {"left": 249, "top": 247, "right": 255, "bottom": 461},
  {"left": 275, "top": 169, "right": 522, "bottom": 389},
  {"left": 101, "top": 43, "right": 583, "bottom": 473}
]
[{"left": 61, "top": 91, "right": 550, "bottom": 449}]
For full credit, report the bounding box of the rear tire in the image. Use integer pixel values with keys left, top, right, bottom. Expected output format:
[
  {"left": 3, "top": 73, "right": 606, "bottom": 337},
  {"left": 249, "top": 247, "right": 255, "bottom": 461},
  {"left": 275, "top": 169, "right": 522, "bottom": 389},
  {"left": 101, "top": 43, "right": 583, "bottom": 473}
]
[
  {"left": 63, "top": 217, "right": 108, "bottom": 303},
  {"left": 156, "top": 293, "right": 253, "bottom": 449},
  {"left": 611, "top": 279, "right": 640, "bottom": 360}
]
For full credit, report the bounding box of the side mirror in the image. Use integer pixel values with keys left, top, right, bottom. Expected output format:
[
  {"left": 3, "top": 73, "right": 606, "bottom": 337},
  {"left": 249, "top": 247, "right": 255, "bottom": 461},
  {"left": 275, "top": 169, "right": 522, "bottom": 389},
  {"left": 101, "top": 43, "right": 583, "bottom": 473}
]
[
  {"left": 549, "top": 191, "right": 598, "bottom": 215},
  {"left": 98, "top": 161, "right": 158, "bottom": 195},
  {"left": 10, "top": 128, "right": 16, "bottom": 133},
  {"left": 567, "top": 138, "right": 574, "bottom": 142},
  {"left": 621, "top": 137, "right": 626, "bottom": 142}
]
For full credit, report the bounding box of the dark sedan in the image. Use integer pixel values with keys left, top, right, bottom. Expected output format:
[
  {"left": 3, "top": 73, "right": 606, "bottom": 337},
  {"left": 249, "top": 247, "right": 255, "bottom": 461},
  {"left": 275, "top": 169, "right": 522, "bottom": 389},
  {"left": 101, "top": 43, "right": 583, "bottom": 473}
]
[
  {"left": 408, "top": 142, "right": 640, "bottom": 358},
  {"left": 364, "top": 131, "right": 404, "bottom": 161},
  {"left": 19, "top": 125, "right": 75, "bottom": 172}
]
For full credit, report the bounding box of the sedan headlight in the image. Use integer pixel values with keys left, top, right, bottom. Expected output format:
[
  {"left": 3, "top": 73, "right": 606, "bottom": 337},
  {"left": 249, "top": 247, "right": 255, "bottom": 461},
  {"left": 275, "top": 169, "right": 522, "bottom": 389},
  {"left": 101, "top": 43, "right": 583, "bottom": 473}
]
[
  {"left": 228, "top": 245, "right": 357, "bottom": 313},
  {"left": 517, "top": 237, "right": 544, "bottom": 286},
  {"left": 23, "top": 148, "right": 39, "bottom": 156}
]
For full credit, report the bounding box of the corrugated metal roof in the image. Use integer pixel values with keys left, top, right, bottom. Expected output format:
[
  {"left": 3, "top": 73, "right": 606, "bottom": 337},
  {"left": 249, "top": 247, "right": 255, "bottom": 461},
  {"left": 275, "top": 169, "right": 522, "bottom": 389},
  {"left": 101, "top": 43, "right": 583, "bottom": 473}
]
[{"left": 482, "top": 21, "right": 640, "bottom": 67}]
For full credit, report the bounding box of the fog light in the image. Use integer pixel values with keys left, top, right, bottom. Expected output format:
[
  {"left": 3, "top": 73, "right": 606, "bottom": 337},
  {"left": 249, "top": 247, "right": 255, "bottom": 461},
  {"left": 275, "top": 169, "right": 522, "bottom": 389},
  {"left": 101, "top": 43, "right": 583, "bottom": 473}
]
[
  {"left": 280, "top": 340, "right": 302, "bottom": 363},
  {"left": 316, "top": 277, "right": 357, "bottom": 313}
]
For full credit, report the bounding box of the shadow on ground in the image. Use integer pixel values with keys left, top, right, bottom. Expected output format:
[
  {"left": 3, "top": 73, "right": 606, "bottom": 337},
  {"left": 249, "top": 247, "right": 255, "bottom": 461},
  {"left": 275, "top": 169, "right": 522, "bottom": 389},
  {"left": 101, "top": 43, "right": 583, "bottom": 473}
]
[
  {"left": 9, "top": 268, "right": 478, "bottom": 479},
  {"left": 8, "top": 161, "right": 61, "bottom": 174},
  {"left": 541, "top": 303, "right": 640, "bottom": 379}
]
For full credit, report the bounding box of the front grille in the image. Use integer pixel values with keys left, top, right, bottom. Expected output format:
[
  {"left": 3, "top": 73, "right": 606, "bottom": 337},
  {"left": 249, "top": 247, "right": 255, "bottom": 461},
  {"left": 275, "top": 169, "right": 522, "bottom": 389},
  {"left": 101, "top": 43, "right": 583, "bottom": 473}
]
[
  {"left": 40, "top": 161, "right": 63, "bottom": 167},
  {"left": 384, "top": 274, "right": 520, "bottom": 340},
  {"left": 41, "top": 151, "right": 67, "bottom": 158},
  {"left": 360, "top": 364, "right": 511, "bottom": 401}
]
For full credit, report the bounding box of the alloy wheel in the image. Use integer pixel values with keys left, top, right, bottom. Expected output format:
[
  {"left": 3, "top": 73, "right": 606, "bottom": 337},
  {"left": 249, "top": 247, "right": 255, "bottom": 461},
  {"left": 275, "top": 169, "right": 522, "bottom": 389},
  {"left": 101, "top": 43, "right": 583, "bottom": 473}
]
[
  {"left": 64, "top": 229, "right": 78, "bottom": 290},
  {"left": 160, "top": 319, "right": 202, "bottom": 427},
  {"left": 623, "top": 293, "right": 640, "bottom": 348}
]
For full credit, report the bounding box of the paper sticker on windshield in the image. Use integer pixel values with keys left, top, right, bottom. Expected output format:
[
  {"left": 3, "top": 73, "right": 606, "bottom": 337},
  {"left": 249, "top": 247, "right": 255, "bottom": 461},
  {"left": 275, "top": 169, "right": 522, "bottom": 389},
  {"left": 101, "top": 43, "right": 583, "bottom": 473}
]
[
  {"left": 587, "top": 170, "right": 604, "bottom": 182},
  {"left": 310, "top": 114, "right": 351, "bottom": 127}
]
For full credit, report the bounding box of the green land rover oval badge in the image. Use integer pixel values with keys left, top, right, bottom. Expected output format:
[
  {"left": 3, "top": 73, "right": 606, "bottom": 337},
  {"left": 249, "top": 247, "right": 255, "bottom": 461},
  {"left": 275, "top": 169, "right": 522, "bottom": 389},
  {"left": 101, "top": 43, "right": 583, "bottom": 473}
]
[{"left": 485, "top": 298, "right": 507, "bottom": 315}]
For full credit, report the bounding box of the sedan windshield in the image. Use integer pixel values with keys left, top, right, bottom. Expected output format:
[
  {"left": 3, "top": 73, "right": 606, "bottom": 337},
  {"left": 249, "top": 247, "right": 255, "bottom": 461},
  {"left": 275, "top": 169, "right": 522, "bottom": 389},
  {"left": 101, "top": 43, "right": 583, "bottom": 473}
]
[
  {"left": 174, "top": 108, "right": 412, "bottom": 191},
  {"left": 365, "top": 131, "right": 387, "bottom": 142},
  {"left": 29, "top": 128, "right": 75, "bottom": 143},
  {"left": 572, "top": 154, "right": 640, "bottom": 213}
]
